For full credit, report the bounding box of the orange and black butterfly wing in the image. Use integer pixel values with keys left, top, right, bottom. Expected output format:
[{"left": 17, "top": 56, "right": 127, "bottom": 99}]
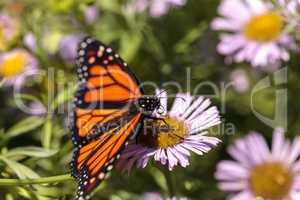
[
  {"left": 69, "top": 37, "right": 145, "bottom": 198},
  {"left": 70, "top": 37, "right": 144, "bottom": 146},
  {"left": 74, "top": 113, "right": 142, "bottom": 200},
  {"left": 74, "top": 37, "right": 143, "bottom": 108}
]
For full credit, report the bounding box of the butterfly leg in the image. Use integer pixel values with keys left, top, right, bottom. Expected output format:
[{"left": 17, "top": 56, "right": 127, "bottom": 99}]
[
  {"left": 146, "top": 117, "right": 184, "bottom": 141},
  {"left": 145, "top": 116, "right": 170, "bottom": 131}
]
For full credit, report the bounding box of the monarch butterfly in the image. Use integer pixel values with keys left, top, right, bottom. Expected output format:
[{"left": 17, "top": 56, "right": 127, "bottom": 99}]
[{"left": 70, "top": 37, "right": 163, "bottom": 200}]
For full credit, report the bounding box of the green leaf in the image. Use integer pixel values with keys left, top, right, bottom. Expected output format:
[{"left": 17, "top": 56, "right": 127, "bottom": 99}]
[
  {"left": 42, "top": 30, "right": 63, "bottom": 54},
  {"left": 96, "top": 0, "right": 120, "bottom": 13},
  {"left": 120, "top": 33, "right": 142, "bottom": 63},
  {"left": 0, "top": 156, "right": 40, "bottom": 179},
  {"left": 149, "top": 167, "right": 168, "bottom": 193},
  {"left": 4, "top": 147, "right": 57, "bottom": 158},
  {"left": 34, "top": 185, "right": 62, "bottom": 199},
  {"left": 15, "top": 187, "right": 32, "bottom": 199},
  {"left": 42, "top": 118, "right": 53, "bottom": 149},
  {"left": 175, "top": 22, "right": 207, "bottom": 53},
  {"left": 0, "top": 79, "right": 6, "bottom": 88},
  {"left": 143, "top": 27, "right": 164, "bottom": 59},
  {"left": 48, "top": 0, "right": 75, "bottom": 13},
  {"left": 5, "top": 193, "right": 14, "bottom": 200},
  {"left": 5, "top": 117, "right": 45, "bottom": 139},
  {"left": 111, "top": 191, "right": 140, "bottom": 200},
  {"left": 14, "top": 93, "right": 41, "bottom": 103},
  {"left": 50, "top": 84, "right": 77, "bottom": 112}
]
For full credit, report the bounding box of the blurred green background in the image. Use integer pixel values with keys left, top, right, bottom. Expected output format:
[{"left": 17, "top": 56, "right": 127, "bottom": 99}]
[{"left": 0, "top": 0, "right": 299, "bottom": 199}]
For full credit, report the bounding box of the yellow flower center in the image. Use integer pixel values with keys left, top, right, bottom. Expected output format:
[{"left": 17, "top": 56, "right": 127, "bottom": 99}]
[
  {"left": 138, "top": 116, "right": 189, "bottom": 149},
  {"left": 243, "top": 12, "right": 284, "bottom": 42},
  {"left": 249, "top": 162, "right": 294, "bottom": 200},
  {"left": 0, "top": 52, "right": 27, "bottom": 77}
]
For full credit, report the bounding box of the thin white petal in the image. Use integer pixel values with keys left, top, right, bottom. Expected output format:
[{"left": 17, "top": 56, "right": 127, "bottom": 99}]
[
  {"left": 245, "top": 0, "right": 268, "bottom": 15},
  {"left": 229, "top": 189, "right": 254, "bottom": 200},
  {"left": 181, "top": 96, "right": 204, "bottom": 120},
  {"left": 218, "top": 181, "right": 248, "bottom": 191},
  {"left": 271, "top": 127, "right": 285, "bottom": 160}
]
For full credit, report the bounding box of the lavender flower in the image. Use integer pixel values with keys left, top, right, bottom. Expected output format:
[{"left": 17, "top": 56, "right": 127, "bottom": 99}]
[
  {"left": 117, "top": 91, "right": 221, "bottom": 172},
  {"left": 230, "top": 69, "right": 250, "bottom": 93},
  {"left": 23, "top": 32, "right": 37, "bottom": 52},
  {"left": 215, "top": 128, "right": 300, "bottom": 200},
  {"left": 142, "top": 192, "right": 187, "bottom": 200},
  {"left": 84, "top": 5, "right": 100, "bottom": 24},
  {"left": 59, "top": 34, "right": 82, "bottom": 64},
  {"left": 142, "top": 192, "right": 164, "bottom": 200}
]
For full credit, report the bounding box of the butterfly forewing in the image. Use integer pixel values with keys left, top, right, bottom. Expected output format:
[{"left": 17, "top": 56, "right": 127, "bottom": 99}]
[
  {"left": 75, "top": 37, "right": 142, "bottom": 108},
  {"left": 70, "top": 37, "right": 143, "bottom": 144}
]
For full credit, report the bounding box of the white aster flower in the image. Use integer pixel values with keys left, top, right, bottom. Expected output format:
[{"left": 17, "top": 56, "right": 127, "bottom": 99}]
[
  {"left": 215, "top": 128, "right": 300, "bottom": 200},
  {"left": 117, "top": 91, "right": 221, "bottom": 172},
  {"left": 211, "top": 0, "right": 297, "bottom": 70}
]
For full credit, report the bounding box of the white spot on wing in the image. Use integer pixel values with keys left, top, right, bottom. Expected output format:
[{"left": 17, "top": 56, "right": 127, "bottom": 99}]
[
  {"left": 107, "top": 165, "right": 113, "bottom": 171},
  {"left": 86, "top": 38, "right": 92, "bottom": 43},
  {"left": 98, "top": 172, "right": 105, "bottom": 179},
  {"left": 81, "top": 43, "right": 87, "bottom": 48}
]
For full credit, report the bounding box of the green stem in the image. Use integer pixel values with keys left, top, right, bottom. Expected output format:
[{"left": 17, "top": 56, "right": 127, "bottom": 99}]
[
  {"left": 161, "top": 167, "right": 177, "bottom": 197},
  {"left": 0, "top": 174, "right": 72, "bottom": 186},
  {"left": 0, "top": 78, "right": 6, "bottom": 87}
]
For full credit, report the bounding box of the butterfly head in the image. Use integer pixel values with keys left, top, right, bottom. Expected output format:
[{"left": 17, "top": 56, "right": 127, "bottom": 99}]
[{"left": 137, "top": 96, "right": 160, "bottom": 114}]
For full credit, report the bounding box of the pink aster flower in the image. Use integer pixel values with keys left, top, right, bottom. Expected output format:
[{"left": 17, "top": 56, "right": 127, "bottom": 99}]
[
  {"left": 215, "top": 128, "right": 300, "bottom": 200},
  {"left": 117, "top": 92, "right": 221, "bottom": 172},
  {"left": 0, "top": 49, "right": 38, "bottom": 87},
  {"left": 0, "top": 13, "right": 19, "bottom": 51},
  {"left": 128, "top": 0, "right": 186, "bottom": 17},
  {"left": 211, "top": 0, "right": 297, "bottom": 70}
]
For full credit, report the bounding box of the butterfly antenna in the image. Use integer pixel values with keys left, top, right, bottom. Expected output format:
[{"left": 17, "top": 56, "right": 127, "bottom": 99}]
[
  {"left": 159, "top": 96, "right": 186, "bottom": 103},
  {"left": 156, "top": 90, "right": 186, "bottom": 103},
  {"left": 156, "top": 89, "right": 168, "bottom": 97}
]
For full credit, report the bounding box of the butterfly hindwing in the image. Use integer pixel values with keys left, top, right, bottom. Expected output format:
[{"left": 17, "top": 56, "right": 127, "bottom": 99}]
[{"left": 74, "top": 113, "right": 143, "bottom": 200}]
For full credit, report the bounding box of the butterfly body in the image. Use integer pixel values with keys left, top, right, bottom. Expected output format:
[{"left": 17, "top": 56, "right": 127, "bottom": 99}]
[
  {"left": 137, "top": 96, "right": 160, "bottom": 114},
  {"left": 70, "top": 37, "right": 160, "bottom": 200}
]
